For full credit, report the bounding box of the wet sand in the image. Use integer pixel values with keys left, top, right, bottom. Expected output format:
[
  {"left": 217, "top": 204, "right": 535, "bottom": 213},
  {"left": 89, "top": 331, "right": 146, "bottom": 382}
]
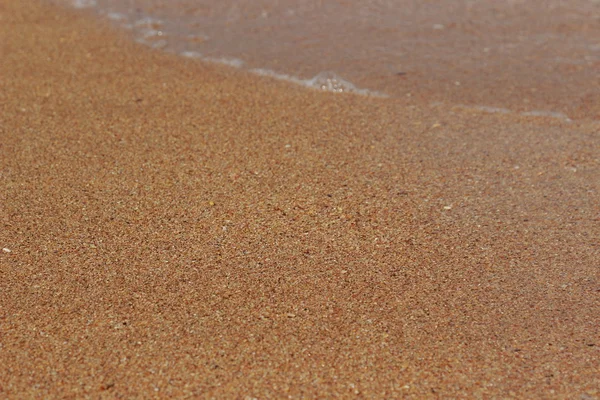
[
  {"left": 1, "top": 1, "right": 599, "bottom": 398},
  {"left": 58, "top": 0, "right": 600, "bottom": 120}
]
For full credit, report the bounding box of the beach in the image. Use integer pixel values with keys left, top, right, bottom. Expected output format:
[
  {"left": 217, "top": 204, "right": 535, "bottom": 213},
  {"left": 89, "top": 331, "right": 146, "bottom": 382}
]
[{"left": 1, "top": 1, "right": 599, "bottom": 398}]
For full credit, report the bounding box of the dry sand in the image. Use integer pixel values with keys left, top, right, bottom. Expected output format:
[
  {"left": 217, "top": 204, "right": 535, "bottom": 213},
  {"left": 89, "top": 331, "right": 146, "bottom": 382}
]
[{"left": 1, "top": 1, "right": 599, "bottom": 398}]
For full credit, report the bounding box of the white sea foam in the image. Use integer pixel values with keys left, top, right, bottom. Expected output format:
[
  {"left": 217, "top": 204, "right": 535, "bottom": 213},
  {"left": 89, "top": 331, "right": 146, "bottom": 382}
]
[
  {"left": 450, "top": 103, "right": 572, "bottom": 121},
  {"left": 250, "top": 69, "right": 386, "bottom": 97},
  {"left": 308, "top": 72, "right": 360, "bottom": 93},
  {"left": 203, "top": 56, "right": 245, "bottom": 68},
  {"left": 521, "top": 110, "right": 571, "bottom": 121},
  {"left": 181, "top": 52, "right": 245, "bottom": 69},
  {"left": 249, "top": 69, "right": 305, "bottom": 85}
]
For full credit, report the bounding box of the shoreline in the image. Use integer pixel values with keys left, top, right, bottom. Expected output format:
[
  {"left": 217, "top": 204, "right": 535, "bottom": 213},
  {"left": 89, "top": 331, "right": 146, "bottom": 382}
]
[
  {"left": 56, "top": 0, "right": 600, "bottom": 122},
  {"left": 1, "top": 1, "right": 599, "bottom": 398}
]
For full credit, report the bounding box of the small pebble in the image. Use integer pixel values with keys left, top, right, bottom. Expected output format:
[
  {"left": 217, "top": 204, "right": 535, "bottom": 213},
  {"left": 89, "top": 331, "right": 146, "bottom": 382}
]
[{"left": 2, "top": 248, "right": 11, "bottom": 253}]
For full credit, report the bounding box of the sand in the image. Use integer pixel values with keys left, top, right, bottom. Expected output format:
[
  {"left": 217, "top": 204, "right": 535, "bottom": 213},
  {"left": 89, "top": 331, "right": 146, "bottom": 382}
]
[{"left": 1, "top": 1, "right": 599, "bottom": 398}]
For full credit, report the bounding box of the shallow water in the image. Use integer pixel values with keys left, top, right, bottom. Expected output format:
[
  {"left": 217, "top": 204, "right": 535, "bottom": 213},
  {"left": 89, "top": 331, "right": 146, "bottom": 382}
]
[{"left": 61, "top": 0, "right": 600, "bottom": 120}]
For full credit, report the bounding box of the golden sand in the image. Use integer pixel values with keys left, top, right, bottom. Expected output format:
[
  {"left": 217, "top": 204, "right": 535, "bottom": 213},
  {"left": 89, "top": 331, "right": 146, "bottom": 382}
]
[{"left": 1, "top": 1, "right": 599, "bottom": 398}]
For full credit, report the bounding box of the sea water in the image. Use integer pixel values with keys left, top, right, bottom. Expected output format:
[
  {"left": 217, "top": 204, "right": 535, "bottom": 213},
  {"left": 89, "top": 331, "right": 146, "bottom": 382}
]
[{"left": 60, "top": 0, "right": 600, "bottom": 120}]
